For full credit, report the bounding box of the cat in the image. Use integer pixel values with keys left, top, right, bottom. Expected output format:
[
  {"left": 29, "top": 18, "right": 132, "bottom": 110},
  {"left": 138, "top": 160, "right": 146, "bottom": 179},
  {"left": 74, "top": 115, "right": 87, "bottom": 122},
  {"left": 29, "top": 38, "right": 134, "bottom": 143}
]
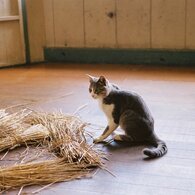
[{"left": 88, "top": 75, "right": 168, "bottom": 158}]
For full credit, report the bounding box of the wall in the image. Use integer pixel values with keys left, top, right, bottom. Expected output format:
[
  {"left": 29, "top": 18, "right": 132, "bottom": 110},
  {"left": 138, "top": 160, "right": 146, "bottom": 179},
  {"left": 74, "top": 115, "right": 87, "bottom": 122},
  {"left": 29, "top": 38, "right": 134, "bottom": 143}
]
[
  {"left": 25, "top": 0, "right": 45, "bottom": 62},
  {"left": 42, "top": 0, "right": 195, "bottom": 50},
  {"left": 0, "top": 0, "right": 25, "bottom": 67},
  {"left": 0, "top": 0, "right": 194, "bottom": 65}
]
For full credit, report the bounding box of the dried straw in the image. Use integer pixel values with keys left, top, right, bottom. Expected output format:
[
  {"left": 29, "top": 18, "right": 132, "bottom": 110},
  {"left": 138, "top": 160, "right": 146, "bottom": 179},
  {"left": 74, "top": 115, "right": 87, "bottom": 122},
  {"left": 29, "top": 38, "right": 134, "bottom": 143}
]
[
  {"left": 0, "top": 124, "right": 49, "bottom": 152},
  {"left": 0, "top": 108, "right": 104, "bottom": 192},
  {"left": 0, "top": 109, "right": 50, "bottom": 152},
  {"left": 25, "top": 111, "right": 103, "bottom": 164},
  {"left": 0, "top": 109, "right": 31, "bottom": 139},
  {"left": 0, "top": 158, "right": 99, "bottom": 191}
]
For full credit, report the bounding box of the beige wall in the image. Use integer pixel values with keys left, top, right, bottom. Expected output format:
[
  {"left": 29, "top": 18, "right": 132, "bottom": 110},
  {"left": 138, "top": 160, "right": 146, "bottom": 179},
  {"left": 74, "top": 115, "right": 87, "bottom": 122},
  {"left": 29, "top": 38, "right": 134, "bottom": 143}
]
[
  {"left": 0, "top": 0, "right": 45, "bottom": 65},
  {"left": 25, "top": 0, "right": 45, "bottom": 62},
  {"left": 42, "top": 0, "right": 195, "bottom": 50},
  {"left": 0, "top": 0, "right": 25, "bottom": 67},
  {"left": 1, "top": 0, "right": 195, "bottom": 64}
]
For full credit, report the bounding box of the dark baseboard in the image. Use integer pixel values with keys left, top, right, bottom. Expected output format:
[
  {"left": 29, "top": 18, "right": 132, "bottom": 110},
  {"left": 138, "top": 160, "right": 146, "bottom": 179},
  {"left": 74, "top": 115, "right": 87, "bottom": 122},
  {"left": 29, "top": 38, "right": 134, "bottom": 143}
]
[{"left": 44, "top": 47, "right": 195, "bottom": 66}]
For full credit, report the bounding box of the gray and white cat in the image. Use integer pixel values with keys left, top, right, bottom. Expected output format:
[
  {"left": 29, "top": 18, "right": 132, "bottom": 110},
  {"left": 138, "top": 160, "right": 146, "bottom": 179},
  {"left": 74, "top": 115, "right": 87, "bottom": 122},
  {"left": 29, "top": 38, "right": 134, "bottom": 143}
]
[{"left": 88, "top": 75, "right": 167, "bottom": 158}]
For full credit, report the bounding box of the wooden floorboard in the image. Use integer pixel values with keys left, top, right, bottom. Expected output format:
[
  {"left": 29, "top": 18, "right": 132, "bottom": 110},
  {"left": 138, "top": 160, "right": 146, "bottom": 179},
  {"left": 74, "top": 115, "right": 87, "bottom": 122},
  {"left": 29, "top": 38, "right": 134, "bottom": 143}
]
[{"left": 0, "top": 63, "right": 195, "bottom": 195}]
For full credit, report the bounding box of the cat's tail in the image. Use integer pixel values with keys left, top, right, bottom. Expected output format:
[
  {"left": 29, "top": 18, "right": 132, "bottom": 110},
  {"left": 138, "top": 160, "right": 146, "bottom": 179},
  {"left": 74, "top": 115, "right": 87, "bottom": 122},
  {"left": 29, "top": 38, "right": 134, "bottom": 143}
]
[{"left": 143, "top": 133, "right": 168, "bottom": 158}]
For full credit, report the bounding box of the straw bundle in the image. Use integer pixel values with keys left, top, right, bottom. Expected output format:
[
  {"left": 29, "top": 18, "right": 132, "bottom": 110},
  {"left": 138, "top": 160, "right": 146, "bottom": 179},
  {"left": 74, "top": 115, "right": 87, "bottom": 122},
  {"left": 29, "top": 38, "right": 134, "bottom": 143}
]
[
  {"left": 0, "top": 108, "right": 104, "bottom": 192},
  {"left": 26, "top": 112, "right": 100, "bottom": 163},
  {"left": 0, "top": 158, "right": 99, "bottom": 191},
  {"left": 0, "top": 124, "right": 49, "bottom": 152},
  {"left": 0, "top": 109, "right": 49, "bottom": 152},
  {"left": 0, "top": 109, "right": 31, "bottom": 139}
]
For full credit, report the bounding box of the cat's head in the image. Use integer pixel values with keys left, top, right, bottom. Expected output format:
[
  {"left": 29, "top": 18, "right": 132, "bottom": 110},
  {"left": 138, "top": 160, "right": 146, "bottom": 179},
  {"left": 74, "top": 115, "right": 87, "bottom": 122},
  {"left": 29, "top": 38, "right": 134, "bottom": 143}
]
[{"left": 87, "top": 75, "right": 111, "bottom": 99}]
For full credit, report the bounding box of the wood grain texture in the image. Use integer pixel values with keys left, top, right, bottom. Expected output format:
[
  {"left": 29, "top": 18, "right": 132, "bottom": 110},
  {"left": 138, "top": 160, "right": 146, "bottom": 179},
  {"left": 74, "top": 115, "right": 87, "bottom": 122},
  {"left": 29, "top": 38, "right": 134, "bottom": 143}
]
[
  {"left": 0, "top": 0, "right": 6, "bottom": 66},
  {"left": 43, "top": 0, "right": 54, "bottom": 47},
  {"left": 0, "top": 0, "right": 18, "bottom": 16},
  {"left": 26, "top": 0, "right": 45, "bottom": 62},
  {"left": 152, "top": 0, "right": 186, "bottom": 49},
  {"left": 0, "top": 23, "right": 7, "bottom": 66},
  {"left": 0, "top": 0, "right": 25, "bottom": 67},
  {"left": 186, "top": 0, "right": 195, "bottom": 49},
  {"left": 0, "top": 63, "right": 195, "bottom": 194},
  {"left": 0, "top": 0, "right": 5, "bottom": 16},
  {"left": 4, "top": 21, "right": 25, "bottom": 65},
  {"left": 84, "top": 0, "right": 116, "bottom": 48},
  {"left": 53, "top": 0, "right": 84, "bottom": 47},
  {"left": 3, "top": 0, "right": 18, "bottom": 16},
  {"left": 0, "top": 15, "right": 19, "bottom": 21},
  {"left": 116, "top": 0, "right": 150, "bottom": 48},
  {"left": 42, "top": 0, "right": 195, "bottom": 50}
]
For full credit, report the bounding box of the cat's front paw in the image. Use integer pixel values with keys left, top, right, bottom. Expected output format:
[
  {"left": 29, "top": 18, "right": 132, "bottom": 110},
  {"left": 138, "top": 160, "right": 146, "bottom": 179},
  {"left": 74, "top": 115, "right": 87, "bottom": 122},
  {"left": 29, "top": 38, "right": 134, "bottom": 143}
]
[{"left": 93, "top": 137, "right": 104, "bottom": 144}]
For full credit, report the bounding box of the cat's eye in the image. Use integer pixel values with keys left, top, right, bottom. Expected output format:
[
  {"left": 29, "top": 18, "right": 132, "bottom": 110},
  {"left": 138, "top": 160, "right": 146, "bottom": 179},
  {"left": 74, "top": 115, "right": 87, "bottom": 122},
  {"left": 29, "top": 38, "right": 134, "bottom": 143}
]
[
  {"left": 89, "top": 88, "right": 92, "bottom": 93},
  {"left": 94, "top": 89, "right": 101, "bottom": 94}
]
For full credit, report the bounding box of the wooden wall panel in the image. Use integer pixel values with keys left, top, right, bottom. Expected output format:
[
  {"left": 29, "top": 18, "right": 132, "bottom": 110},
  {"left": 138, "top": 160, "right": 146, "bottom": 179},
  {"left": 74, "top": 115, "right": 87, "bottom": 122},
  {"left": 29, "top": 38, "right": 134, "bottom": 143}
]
[
  {"left": 43, "top": 0, "right": 54, "bottom": 47},
  {"left": 85, "top": 0, "right": 116, "bottom": 48},
  {"left": 4, "top": 0, "right": 18, "bottom": 16},
  {"left": 186, "top": 0, "right": 195, "bottom": 49},
  {"left": 0, "top": 0, "right": 6, "bottom": 66},
  {"left": 0, "top": 0, "right": 18, "bottom": 16},
  {"left": 152, "top": 0, "right": 186, "bottom": 49},
  {"left": 4, "top": 21, "right": 24, "bottom": 64},
  {"left": 117, "top": 0, "right": 150, "bottom": 48},
  {"left": 0, "top": 0, "right": 25, "bottom": 67},
  {"left": 53, "top": 0, "right": 84, "bottom": 47},
  {"left": 26, "top": 0, "right": 45, "bottom": 62},
  {"left": 0, "top": 0, "right": 5, "bottom": 16},
  {"left": 0, "top": 24, "right": 7, "bottom": 66},
  {"left": 39, "top": 0, "right": 195, "bottom": 51}
]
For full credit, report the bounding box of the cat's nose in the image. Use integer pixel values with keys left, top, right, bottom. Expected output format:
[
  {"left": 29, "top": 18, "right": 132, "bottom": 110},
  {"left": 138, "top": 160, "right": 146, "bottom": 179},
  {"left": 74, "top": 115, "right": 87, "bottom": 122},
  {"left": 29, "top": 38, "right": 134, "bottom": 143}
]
[{"left": 91, "top": 94, "right": 97, "bottom": 99}]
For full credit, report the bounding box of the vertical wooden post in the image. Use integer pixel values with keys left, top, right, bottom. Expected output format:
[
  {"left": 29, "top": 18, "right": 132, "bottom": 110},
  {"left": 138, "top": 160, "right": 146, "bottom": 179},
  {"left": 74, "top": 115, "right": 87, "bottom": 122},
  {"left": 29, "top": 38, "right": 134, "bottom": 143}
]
[{"left": 18, "top": 0, "right": 26, "bottom": 63}]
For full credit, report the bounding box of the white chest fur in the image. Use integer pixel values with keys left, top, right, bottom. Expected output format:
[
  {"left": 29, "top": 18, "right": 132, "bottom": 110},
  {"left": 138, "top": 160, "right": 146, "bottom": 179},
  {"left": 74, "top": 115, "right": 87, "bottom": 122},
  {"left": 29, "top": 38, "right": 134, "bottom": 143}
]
[{"left": 98, "top": 99, "right": 114, "bottom": 122}]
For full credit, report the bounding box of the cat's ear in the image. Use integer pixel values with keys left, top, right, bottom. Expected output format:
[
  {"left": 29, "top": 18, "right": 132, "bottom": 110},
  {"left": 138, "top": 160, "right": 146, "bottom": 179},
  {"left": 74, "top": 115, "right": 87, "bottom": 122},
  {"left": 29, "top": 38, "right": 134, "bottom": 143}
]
[
  {"left": 86, "top": 74, "right": 96, "bottom": 82},
  {"left": 98, "top": 76, "right": 107, "bottom": 86}
]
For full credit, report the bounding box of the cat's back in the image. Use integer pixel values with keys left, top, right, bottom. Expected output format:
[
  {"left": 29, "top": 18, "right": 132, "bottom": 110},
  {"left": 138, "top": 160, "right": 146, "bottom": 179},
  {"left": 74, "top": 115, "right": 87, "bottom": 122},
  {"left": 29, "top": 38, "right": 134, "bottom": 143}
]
[
  {"left": 103, "top": 89, "right": 142, "bottom": 111},
  {"left": 105, "top": 89, "right": 140, "bottom": 103},
  {"left": 105, "top": 89, "right": 153, "bottom": 120}
]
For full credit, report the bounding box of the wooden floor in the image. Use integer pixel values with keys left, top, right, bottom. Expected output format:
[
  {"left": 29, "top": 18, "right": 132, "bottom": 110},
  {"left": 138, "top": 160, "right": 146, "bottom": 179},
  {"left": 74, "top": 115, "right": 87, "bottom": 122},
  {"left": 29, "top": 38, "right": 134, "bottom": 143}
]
[{"left": 0, "top": 63, "right": 195, "bottom": 195}]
